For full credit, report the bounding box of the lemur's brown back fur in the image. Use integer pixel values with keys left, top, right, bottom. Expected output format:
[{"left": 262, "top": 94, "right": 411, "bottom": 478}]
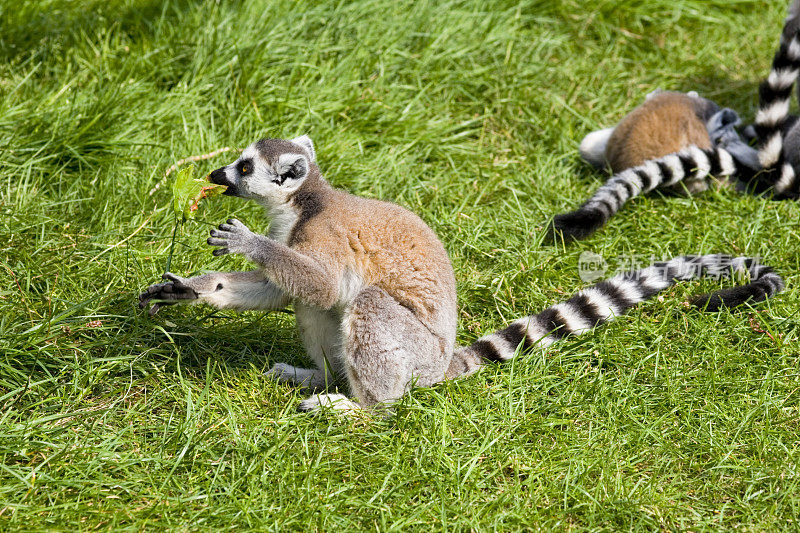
[
  {"left": 605, "top": 92, "right": 712, "bottom": 172},
  {"left": 288, "top": 181, "right": 456, "bottom": 330}
]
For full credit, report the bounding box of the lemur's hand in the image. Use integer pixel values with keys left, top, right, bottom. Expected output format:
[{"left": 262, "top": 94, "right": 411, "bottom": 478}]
[
  {"left": 208, "top": 219, "right": 270, "bottom": 261},
  {"left": 707, "top": 108, "right": 742, "bottom": 146},
  {"left": 138, "top": 272, "right": 199, "bottom": 315}
]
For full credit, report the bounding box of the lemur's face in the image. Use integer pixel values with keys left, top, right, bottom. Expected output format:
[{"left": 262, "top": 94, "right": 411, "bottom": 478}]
[
  {"left": 685, "top": 93, "right": 742, "bottom": 144},
  {"left": 209, "top": 135, "right": 315, "bottom": 203}
]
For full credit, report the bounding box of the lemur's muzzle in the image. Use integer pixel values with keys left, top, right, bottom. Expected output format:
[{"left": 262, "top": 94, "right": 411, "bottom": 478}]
[{"left": 209, "top": 167, "right": 238, "bottom": 196}]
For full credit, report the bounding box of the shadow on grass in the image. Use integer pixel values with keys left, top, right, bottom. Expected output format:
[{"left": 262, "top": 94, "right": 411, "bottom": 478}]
[{"left": 128, "top": 302, "right": 308, "bottom": 374}]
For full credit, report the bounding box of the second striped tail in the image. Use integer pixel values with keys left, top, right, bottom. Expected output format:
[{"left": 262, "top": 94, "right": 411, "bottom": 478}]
[
  {"left": 447, "top": 254, "right": 784, "bottom": 379},
  {"left": 549, "top": 145, "right": 741, "bottom": 240}
]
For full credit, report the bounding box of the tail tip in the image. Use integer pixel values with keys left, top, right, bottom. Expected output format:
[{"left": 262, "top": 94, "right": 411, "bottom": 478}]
[
  {"left": 690, "top": 278, "right": 782, "bottom": 311},
  {"left": 548, "top": 209, "right": 606, "bottom": 241},
  {"left": 689, "top": 294, "right": 725, "bottom": 312}
]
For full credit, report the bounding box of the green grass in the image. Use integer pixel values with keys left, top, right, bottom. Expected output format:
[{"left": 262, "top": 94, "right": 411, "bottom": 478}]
[{"left": 1, "top": 0, "right": 799, "bottom": 530}]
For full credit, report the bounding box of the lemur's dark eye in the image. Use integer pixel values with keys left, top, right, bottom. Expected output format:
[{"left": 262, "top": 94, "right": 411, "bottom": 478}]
[{"left": 237, "top": 159, "right": 253, "bottom": 175}]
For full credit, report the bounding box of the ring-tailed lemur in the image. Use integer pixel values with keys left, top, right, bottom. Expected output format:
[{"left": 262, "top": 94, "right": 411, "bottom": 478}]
[
  {"left": 578, "top": 89, "right": 753, "bottom": 181},
  {"left": 552, "top": 90, "right": 758, "bottom": 240},
  {"left": 139, "top": 136, "right": 784, "bottom": 413},
  {"left": 551, "top": 4, "right": 800, "bottom": 240}
]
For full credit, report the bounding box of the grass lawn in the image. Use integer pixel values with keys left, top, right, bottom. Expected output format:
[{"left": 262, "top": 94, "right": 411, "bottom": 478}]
[{"left": 2, "top": 0, "right": 799, "bottom": 529}]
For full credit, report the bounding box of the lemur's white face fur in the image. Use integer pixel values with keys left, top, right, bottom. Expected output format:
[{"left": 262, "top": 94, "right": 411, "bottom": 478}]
[{"left": 209, "top": 135, "right": 316, "bottom": 206}]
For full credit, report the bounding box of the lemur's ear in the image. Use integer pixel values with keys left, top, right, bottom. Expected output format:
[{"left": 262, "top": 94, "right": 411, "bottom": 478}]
[
  {"left": 290, "top": 135, "right": 315, "bottom": 163},
  {"left": 275, "top": 153, "right": 309, "bottom": 186},
  {"left": 645, "top": 88, "right": 663, "bottom": 100}
]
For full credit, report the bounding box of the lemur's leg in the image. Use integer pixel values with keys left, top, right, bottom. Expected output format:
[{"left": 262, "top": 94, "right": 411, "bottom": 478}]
[
  {"left": 205, "top": 220, "right": 350, "bottom": 390},
  {"left": 139, "top": 270, "right": 290, "bottom": 315},
  {"left": 208, "top": 219, "right": 339, "bottom": 309},
  {"left": 267, "top": 305, "right": 342, "bottom": 391},
  {"left": 578, "top": 127, "right": 616, "bottom": 168},
  {"left": 298, "top": 286, "right": 448, "bottom": 414}
]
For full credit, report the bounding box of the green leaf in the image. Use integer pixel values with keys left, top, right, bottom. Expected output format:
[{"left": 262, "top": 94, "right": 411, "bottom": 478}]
[{"left": 170, "top": 165, "right": 227, "bottom": 221}]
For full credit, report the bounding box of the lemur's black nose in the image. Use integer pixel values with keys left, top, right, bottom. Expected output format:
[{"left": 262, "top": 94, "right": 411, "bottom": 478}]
[
  {"left": 209, "top": 167, "right": 230, "bottom": 186},
  {"left": 209, "top": 167, "right": 239, "bottom": 196}
]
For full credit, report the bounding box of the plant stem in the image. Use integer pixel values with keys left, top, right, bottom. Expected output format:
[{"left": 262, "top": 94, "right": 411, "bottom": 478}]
[{"left": 164, "top": 217, "right": 181, "bottom": 275}]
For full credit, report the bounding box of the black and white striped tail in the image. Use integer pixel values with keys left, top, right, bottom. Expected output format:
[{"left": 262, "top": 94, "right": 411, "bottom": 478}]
[
  {"left": 739, "top": 22, "right": 800, "bottom": 198},
  {"left": 446, "top": 254, "right": 784, "bottom": 378},
  {"left": 549, "top": 145, "right": 743, "bottom": 240}
]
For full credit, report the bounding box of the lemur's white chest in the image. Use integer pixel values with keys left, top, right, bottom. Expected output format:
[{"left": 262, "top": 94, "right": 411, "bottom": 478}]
[{"left": 265, "top": 204, "right": 299, "bottom": 244}]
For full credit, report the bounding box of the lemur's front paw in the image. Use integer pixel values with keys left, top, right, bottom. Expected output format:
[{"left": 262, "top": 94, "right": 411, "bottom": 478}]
[
  {"left": 207, "top": 218, "right": 261, "bottom": 258},
  {"left": 708, "top": 108, "right": 742, "bottom": 146},
  {"left": 138, "top": 273, "right": 199, "bottom": 315}
]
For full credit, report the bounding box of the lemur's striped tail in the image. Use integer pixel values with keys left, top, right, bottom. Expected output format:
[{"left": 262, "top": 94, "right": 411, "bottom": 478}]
[
  {"left": 549, "top": 145, "right": 742, "bottom": 240},
  {"left": 740, "top": 20, "right": 800, "bottom": 199},
  {"left": 446, "top": 254, "right": 784, "bottom": 379}
]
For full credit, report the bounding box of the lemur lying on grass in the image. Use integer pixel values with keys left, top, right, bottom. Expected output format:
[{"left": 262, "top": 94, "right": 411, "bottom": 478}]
[{"left": 551, "top": 1, "right": 800, "bottom": 241}]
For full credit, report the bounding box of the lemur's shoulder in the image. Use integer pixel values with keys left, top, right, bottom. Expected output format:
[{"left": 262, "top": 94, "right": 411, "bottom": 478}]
[
  {"left": 286, "top": 184, "right": 455, "bottom": 316},
  {"left": 289, "top": 184, "right": 441, "bottom": 250}
]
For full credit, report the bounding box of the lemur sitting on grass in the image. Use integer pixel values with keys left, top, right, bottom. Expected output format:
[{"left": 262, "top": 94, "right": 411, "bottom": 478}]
[
  {"left": 140, "top": 136, "right": 784, "bottom": 413},
  {"left": 551, "top": 89, "right": 760, "bottom": 240}
]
